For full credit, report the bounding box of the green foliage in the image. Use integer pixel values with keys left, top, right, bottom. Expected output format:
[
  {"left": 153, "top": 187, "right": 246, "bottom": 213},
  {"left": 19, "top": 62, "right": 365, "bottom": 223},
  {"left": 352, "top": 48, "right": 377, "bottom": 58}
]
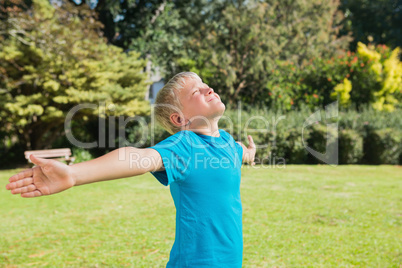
[
  {"left": 339, "top": 0, "right": 402, "bottom": 50},
  {"left": 266, "top": 42, "right": 402, "bottom": 111},
  {"left": 338, "top": 105, "right": 402, "bottom": 132},
  {"left": 48, "top": 0, "right": 401, "bottom": 111},
  {"left": 331, "top": 78, "right": 352, "bottom": 107},
  {"left": 67, "top": 0, "right": 402, "bottom": 60},
  {"left": 219, "top": 107, "right": 401, "bottom": 165},
  {"left": 263, "top": 60, "right": 322, "bottom": 111},
  {"left": 208, "top": 106, "right": 399, "bottom": 165},
  {"left": 363, "top": 128, "right": 402, "bottom": 165},
  {"left": 128, "top": 1, "right": 186, "bottom": 73},
  {"left": 170, "top": 0, "right": 351, "bottom": 106},
  {"left": 76, "top": 0, "right": 348, "bottom": 107},
  {"left": 324, "top": 42, "right": 402, "bottom": 111},
  {"left": 305, "top": 124, "right": 338, "bottom": 164},
  {"left": 354, "top": 42, "right": 401, "bottom": 111},
  {"left": 3, "top": 103, "right": 400, "bottom": 167},
  {"left": 339, "top": 129, "right": 363, "bottom": 164},
  {"left": 275, "top": 128, "right": 310, "bottom": 165},
  {"left": 0, "top": 0, "right": 149, "bottom": 149},
  {"left": 18, "top": 0, "right": 355, "bottom": 110},
  {"left": 72, "top": 147, "right": 94, "bottom": 163}
]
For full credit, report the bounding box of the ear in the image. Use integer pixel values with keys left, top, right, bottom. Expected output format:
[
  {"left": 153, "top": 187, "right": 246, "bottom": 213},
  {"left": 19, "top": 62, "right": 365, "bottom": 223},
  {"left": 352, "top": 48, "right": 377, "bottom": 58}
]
[{"left": 170, "top": 112, "right": 186, "bottom": 127}]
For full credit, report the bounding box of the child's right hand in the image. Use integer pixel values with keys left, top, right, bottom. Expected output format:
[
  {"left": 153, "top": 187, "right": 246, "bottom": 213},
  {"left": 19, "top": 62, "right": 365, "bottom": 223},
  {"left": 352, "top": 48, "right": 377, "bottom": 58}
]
[{"left": 5, "top": 155, "right": 76, "bottom": 198}]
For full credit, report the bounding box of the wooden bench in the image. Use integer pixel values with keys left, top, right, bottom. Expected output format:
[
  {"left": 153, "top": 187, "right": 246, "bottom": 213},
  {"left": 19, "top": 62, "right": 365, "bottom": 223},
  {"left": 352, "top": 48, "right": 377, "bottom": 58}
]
[{"left": 24, "top": 148, "right": 75, "bottom": 166}]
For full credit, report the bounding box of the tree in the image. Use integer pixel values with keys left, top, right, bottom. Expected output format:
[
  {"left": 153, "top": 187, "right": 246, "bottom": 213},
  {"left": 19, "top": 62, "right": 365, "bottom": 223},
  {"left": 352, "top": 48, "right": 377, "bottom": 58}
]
[
  {"left": 60, "top": 0, "right": 352, "bottom": 107},
  {"left": 0, "top": 0, "right": 149, "bottom": 150},
  {"left": 171, "top": 0, "right": 351, "bottom": 106},
  {"left": 339, "top": 0, "right": 402, "bottom": 49},
  {"left": 65, "top": 0, "right": 188, "bottom": 82}
]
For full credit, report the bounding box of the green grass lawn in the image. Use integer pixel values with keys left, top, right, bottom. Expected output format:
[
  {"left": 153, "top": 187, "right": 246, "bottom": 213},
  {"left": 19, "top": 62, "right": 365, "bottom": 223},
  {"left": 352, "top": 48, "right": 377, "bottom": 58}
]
[{"left": 1, "top": 165, "right": 401, "bottom": 267}]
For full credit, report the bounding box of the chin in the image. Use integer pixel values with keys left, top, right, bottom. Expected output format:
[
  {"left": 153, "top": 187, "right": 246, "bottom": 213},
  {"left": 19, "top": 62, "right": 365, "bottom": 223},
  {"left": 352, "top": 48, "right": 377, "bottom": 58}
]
[
  {"left": 216, "top": 102, "right": 226, "bottom": 116},
  {"left": 221, "top": 102, "right": 226, "bottom": 112}
]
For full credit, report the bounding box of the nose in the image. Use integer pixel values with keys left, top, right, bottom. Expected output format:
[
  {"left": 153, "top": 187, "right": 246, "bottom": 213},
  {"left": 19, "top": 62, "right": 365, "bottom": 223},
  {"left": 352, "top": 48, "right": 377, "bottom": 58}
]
[{"left": 206, "top": 87, "right": 214, "bottom": 95}]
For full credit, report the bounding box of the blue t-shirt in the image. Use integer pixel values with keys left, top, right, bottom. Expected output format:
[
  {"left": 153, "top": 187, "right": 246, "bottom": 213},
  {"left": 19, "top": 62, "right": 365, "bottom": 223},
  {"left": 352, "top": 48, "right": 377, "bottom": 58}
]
[{"left": 150, "top": 129, "right": 244, "bottom": 268}]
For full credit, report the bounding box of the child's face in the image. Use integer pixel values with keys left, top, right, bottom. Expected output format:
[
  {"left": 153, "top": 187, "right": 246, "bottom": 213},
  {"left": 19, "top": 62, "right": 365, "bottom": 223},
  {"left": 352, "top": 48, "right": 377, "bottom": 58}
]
[{"left": 178, "top": 76, "right": 225, "bottom": 123}]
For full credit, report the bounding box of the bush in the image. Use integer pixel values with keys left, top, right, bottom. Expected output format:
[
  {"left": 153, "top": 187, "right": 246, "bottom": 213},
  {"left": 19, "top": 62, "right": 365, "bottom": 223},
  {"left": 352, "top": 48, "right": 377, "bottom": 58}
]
[
  {"left": 363, "top": 128, "right": 402, "bottom": 165},
  {"left": 282, "top": 128, "right": 310, "bottom": 164},
  {"left": 306, "top": 124, "right": 338, "bottom": 164},
  {"left": 72, "top": 147, "right": 94, "bottom": 163},
  {"left": 0, "top": 143, "right": 26, "bottom": 169},
  {"left": 41, "top": 106, "right": 401, "bottom": 167},
  {"left": 338, "top": 105, "right": 402, "bottom": 133},
  {"left": 223, "top": 107, "right": 401, "bottom": 165},
  {"left": 339, "top": 129, "right": 363, "bottom": 164},
  {"left": 261, "top": 42, "right": 402, "bottom": 112}
]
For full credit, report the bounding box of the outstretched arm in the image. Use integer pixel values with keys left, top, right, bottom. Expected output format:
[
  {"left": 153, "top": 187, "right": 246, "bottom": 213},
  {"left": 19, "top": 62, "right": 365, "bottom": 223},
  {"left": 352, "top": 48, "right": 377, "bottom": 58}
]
[
  {"left": 5, "top": 147, "right": 163, "bottom": 198},
  {"left": 237, "top": 135, "right": 256, "bottom": 166}
]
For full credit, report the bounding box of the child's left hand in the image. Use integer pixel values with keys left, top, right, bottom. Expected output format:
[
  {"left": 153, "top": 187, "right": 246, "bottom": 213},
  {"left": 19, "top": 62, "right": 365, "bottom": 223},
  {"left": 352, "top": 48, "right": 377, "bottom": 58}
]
[
  {"left": 237, "top": 135, "right": 256, "bottom": 166},
  {"left": 245, "top": 135, "right": 256, "bottom": 166}
]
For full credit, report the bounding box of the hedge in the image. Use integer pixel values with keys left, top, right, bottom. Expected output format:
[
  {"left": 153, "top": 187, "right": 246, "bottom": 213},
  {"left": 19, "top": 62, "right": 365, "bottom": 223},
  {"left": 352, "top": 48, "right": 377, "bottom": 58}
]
[{"left": 1, "top": 107, "right": 400, "bottom": 167}]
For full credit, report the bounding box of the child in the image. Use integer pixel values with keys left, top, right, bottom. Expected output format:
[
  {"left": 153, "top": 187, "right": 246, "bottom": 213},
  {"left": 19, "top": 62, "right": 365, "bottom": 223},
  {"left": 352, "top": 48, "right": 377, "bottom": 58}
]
[{"left": 6, "top": 72, "right": 256, "bottom": 267}]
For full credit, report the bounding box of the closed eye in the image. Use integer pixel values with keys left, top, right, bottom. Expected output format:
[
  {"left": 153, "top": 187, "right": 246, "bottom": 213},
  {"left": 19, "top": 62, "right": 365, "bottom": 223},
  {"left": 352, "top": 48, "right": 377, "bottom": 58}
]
[{"left": 192, "top": 90, "right": 199, "bottom": 95}]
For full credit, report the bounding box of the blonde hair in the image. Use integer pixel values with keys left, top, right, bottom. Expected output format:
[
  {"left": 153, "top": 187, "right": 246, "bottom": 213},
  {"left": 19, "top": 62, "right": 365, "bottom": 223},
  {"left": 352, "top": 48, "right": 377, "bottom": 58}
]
[{"left": 154, "top": 72, "right": 200, "bottom": 134}]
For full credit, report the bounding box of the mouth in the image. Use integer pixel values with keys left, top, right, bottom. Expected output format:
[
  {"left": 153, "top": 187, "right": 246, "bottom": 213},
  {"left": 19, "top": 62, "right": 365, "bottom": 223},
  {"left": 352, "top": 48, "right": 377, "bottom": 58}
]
[{"left": 208, "top": 95, "right": 220, "bottom": 102}]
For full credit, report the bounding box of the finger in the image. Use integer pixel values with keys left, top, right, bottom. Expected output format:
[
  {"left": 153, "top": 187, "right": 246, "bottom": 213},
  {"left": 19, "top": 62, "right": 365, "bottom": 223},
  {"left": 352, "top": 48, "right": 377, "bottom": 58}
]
[
  {"left": 30, "top": 155, "right": 49, "bottom": 167},
  {"left": 8, "top": 168, "right": 33, "bottom": 183},
  {"left": 11, "top": 184, "right": 37, "bottom": 194},
  {"left": 247, "top": 135, "right": 256, "bottom": 148},
  {"left": 21, "top": 190, "right": 42, "bottom": 198},
  {"left": 6, "top": 177, "right": 33, "bottom": 190}
]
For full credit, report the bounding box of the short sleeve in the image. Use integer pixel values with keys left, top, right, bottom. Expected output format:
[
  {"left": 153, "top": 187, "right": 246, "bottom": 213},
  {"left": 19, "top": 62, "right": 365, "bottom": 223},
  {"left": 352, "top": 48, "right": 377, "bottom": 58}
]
[
  {"left": 220, "top": 130, "right": 243, "bottom": 166},
  {"left": 149, "top": 131, "right": 193, "bottom": 186},
  {"left": 234, "top": 140, "right": 243, "bottom": 164}
]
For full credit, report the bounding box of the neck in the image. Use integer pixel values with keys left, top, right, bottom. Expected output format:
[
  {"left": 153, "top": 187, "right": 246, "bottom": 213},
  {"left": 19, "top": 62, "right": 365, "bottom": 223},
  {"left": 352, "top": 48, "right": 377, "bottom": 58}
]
[{"left": 184, "top": 117, "right": 220, "bottom": 137}]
